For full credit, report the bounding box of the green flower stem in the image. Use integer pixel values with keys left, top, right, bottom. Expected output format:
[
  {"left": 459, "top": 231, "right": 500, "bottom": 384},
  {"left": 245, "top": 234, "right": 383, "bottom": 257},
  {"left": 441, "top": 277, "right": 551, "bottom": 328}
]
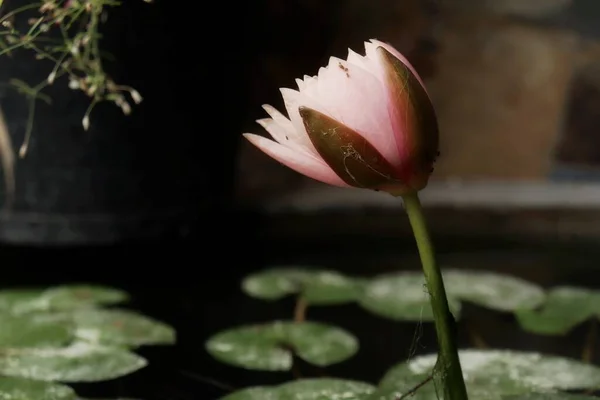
[{"left": 402, "top": 192, "right": 469, "bottom": 400}]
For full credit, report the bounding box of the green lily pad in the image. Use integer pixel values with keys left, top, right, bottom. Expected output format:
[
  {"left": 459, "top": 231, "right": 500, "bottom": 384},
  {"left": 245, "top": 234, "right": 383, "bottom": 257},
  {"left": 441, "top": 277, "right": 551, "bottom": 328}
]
[
  {"left": 205, "top": 321, "right": 358, "bottom": 371},
  {"left": 504, "top": 395, "right": 598, "bottom": 399},
  {"left": 358, "top": 270, "right": 544, "bottom": 321},
  {"left": 0, "top": 285, "right": 129, "bottom": 316},
  {"left": 516, "top": 287, "right": 600, "bottom": 335},
  {"left": 358, "top": 272, "right": 462, "bottom": 321},
  {"left": 0, "top": 313, "right": 73, "bottom": 349},
  {"left": 242, "top": 268, "right": 364, "bottom": 305},
  {"left": 0, "top": 290, "right": 48, "bottom": 315},
  {"left": 220, "top": 387, "right": 276, "bottom": 400},
  {"left": 373, "top": 350, "right": 600, "bottom": 399},
  {"left": 443, "top": 270, "right": 545, "bottom": 312},
  {"left": 0, "top": 341, "right": 147, "bottom": 382},
  {"left": 242, "top": 269, "right": 310, "bottom": 300},
  {"left": 72, "top": 309, "right": 176, "bottom": 347},
  {"left": 220, "top": 386, "right": 277, "bottom": 400},
  {"left": 0, "top": 376, "right": 76, "bottom": 400},
  {"left": 42, "top": 285, "right": 129, "bottom": 310},
  {"left": 221, "top": 379, "right": 376, "bottom": 400}
]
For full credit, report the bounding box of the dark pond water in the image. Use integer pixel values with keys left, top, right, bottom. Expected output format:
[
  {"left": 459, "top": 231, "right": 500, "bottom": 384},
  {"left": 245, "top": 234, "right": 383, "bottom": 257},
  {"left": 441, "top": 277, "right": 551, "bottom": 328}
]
[{"left": 2, "top": 214, "right": 600, "bottom": 399}]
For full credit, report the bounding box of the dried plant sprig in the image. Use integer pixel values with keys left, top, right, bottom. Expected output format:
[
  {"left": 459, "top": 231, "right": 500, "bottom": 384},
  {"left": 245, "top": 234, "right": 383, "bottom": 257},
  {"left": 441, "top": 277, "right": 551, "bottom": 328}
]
[{"left": 0, "top": 0, "right": 150, "bottom": 158}]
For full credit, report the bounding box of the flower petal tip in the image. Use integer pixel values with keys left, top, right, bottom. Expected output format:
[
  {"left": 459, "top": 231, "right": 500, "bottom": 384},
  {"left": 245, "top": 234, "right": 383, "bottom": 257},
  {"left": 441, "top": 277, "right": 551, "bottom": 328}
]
[
  {"left": 375, "top": 45, "right": 393, "bottom": 59},
  {"left": 279, "top": 87, "right": 298, "bottom": 97},
  {"left": 297, "top": 106, "right": 312, "bottom": 119}
]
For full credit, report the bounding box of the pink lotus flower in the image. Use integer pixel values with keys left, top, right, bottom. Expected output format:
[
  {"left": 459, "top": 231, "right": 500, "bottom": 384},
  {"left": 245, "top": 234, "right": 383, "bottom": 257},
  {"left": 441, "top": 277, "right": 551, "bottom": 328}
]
[{"left": 244, "top": 39, "right": 439, "bottom": 196}]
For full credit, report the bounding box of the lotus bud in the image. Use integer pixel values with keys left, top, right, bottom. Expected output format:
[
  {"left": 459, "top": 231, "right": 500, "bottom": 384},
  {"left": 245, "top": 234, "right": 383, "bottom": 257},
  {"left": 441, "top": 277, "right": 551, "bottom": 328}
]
[{"left": 244, "top": 39, "right": 439, "bottom": 196}]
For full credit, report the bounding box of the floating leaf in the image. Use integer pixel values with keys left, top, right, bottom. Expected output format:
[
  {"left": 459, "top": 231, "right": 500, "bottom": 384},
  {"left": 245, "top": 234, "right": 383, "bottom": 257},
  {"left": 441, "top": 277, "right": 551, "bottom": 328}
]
[
  {"left": 369, "top": 393, "right": 596, "bottom": 400},
  {"left": 242, "top": 269, "right": 310, "bottom": 300},
  {"left": 0, "top": 285, "right": 129, "bottom": 316},
  {"left": 0, "top": 341, "right": 147, "bottom": 382},
  {"left": 277, "top": 379, "right": 375, "bottom": 400},
  {"left": 302, "top": 272, "right": 366, "bottom": 305},
  {"left": 0, "top": 314, "right": 73, "bottom": 349},
  {"left": 221, "top": 379, "right": 375, "bottom": 400},
  {"left": 0, "top": 290, "right": 48, "bottom": 315},
  {"left": 504, "top": 395, "right": 599, "bottom": 400},
  {"left": 0, "top": 376, "right": 76, "bottom": 400},
  {"left": 373, "top": 350, "right": 600, "bottom": 399},
  {"left": 242, "top": 268, "right": 364, "bottom": 305},
  {"left": 516, "top": 287, "right": 600, "bottom": 335},
  {"left": 443, "top": 270, "right": 545, "bottom": 312},
  {"left": 42, "top": 285, "right": 129, "bottom": 310},
  {"left": 205, "top": 321, "right": 358, "bottom": 371},
  {"left": 358, "top": 272, "right": 461, "bottom": 321},
  {"left": 358, "top": 270, "right": 544, "bottom": 321},
  {"left": 220, "top": 387, "right": 276, "bottom": 400},
  {"left": 72, "top": 309, "right": 175, "bottom": 347}
]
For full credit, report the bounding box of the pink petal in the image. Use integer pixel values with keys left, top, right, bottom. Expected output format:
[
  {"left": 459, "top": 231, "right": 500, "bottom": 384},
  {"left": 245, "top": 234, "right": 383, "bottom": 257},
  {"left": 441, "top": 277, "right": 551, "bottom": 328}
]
[
  {"left": 365, "top": 39, "right": 427, "bottom": 90},
  {"left": 280, "top": 88, "right": 328, "bottom": 156},
  {"left": 256, "top": 118, "right": 290, "bottom": 144},
  {"left": 346, "top": 48, "right": 380, "bottom": 79},
  {"left": 243, "top": 133, "right": 349, "bottom": 187},
  {"left": 301, "top": 56, "right": 401, "bottom": 166},
  {"left": 295, "top": 75, "right": 318, "bottom": 93},
  {"left": 298, "top": 76, "right": 319, "bottom": 98},
  {"left": 262, "top": 105, "right": 295, "bottom": 135},
  {"left": 346, "top": 49, "right": 367, "bottom": 69},
  {"left": 256, "top": 118, "right": 318, "bottom": 160},
  {"left": 260, "top": 103, "right": 323, "bottom": 158}
]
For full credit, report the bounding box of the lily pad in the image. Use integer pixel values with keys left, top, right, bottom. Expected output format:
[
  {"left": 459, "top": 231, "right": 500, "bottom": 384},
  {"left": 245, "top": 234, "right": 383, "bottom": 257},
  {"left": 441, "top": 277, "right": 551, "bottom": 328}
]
[
  {"left": 516, "top": 287, "right": 600, "bottom": 335},
  {"left": 72, "top": 309, "right": 176, "bottom": 347},
  {"left": 0, "top": 290, "right": 48, "bottom": 315},
  {"left": 358, "top": 270, "right": 544, "bottom": 321},
  {"left": 373, "top": 350, "right": 600, "bottom": 399},
  {"left": 242, "top": 268, "right": 364, "bottom": 305},
  {"left": 0, "top": 314, "right": 73, "bottom": 349},
  {"left": 0, "top": 341, "right": 147, "bottom": 382},
  {"left": 358, "top": 272, "right": 462, "bottom": 321},
  {"left": 242, "top": 269, "right": 310, "bottom": 300},
  {"left": 504, "top": 395, "right": 598, "bottom": 400},
  {"left": 0, "top": 376, "right": 76, "bottom": 400},
  {"left": 443, "top": 270, "right": 545, "bottom": 312},
  {"left": 221, "top": 378, "right": 376, "bottom": 400},
  {"left": 205, "top": 321, "right": 358, "bottom": 371},
  {"left": 42, "top": 285, "right": 129, "bottom": 310},
  {"left": 0, "top": 285, "right": 129, "bottom": 315},
  {"left": 220, "top": 387, "right": 276, "bottom": 400}
]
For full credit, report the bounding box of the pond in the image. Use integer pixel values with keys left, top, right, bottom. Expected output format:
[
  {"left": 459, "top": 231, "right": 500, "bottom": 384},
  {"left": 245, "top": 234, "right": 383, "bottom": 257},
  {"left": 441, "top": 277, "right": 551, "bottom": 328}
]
[{"left": 4, "top": 207, "right": 598, "bottom": 399}]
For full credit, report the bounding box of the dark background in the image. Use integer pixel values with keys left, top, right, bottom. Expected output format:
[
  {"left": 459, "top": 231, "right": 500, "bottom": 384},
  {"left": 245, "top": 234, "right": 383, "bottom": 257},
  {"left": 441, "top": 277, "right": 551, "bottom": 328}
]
[{"left": 1, "top": 0, "right": 600, "bottom": 399}]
